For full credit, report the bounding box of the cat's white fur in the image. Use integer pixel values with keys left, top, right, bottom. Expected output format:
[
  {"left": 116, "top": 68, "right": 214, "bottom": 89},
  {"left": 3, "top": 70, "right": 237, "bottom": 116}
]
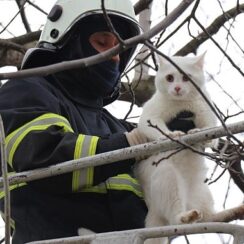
[{"left": 136, "top": 54, "right": 217, "bottom": 244}]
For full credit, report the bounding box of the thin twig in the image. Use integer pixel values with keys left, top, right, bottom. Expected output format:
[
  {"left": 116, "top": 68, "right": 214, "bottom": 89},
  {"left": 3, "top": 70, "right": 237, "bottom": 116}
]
[
  {"left": 208, "top": 168, "right": 227, "bottom": 185},
  {"left": 0, "top": 115, "right": 11, "bottom": 244},
  {"left": 152, "top": 148, "right": 184, "bottom": 166},
  {"left": 0, "top": 0, "right": 28, "bottom": 35},
  {"left": 26, "top": 0, "right": 48, "bottom": 15},
  {"left": 223, "top": 175, "right": 232, "bottom": 209},
  {"left": 15, "top": 0, "right": 31, "bottom": 33},
  {"left": 192, "top": 16, "right": 244, "bottom": 78},
  {"left": 101, "top": 0, "right": 125, "bottom": 45},
  {"left": 147, "top": 120, "right": 220, "bottom": 162}
]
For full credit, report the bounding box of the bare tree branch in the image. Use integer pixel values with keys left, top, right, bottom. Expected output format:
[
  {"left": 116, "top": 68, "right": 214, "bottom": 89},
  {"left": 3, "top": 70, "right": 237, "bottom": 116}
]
[
  {"left": 25, "top": 0, "right": 48, "bottom": 15},
  {"left": 15, "top": 0, "right": 31, "bottom": 33},
  {"left": 176, "top": 4, "right": 244, "bottom": 56},
  {"left": 18, "top": 221, "right": 244, "bottom": 244},
  {"left": 0, "top": 0, "right": 27, "bottom": 35},
  {"left": 0, "top": 0, "right": 195, "bottom": 80},
  {"left": 10, "top": 30, "right": 41, "bottom": 45},
  {"left": 0, "top": 39, "right": 26, "bottom": 53},
  {"left": 209, "top": 205, "right": 244, "bottom": 222},
  {"left": 1, "top": 121, "right": 244, "bottom": 188},
  {"left": 229, "top": 159, "right": 244, "bottom": 193},
  {"left": 0, "top": 115, "right": 10, "bottom": 244},
  {"left": 134, "top": 0, "right": 153, "bottom": 15}
]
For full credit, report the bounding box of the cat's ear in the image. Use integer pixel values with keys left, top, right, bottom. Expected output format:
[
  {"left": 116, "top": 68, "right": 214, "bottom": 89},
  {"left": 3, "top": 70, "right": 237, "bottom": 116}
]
[{"left": 194, "top": 52, "right": 206, "bottom": 68}]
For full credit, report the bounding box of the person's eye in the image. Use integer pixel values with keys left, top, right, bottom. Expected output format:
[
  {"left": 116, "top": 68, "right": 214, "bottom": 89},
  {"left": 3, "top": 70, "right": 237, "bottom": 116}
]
[{"left": 97, "top": 39, "right": 105, "bottom": 46}]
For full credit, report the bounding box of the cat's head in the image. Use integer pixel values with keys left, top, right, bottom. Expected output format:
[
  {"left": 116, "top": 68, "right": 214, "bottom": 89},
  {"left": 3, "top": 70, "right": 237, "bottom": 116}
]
[{"left": 155, "top": 53, "right": 206, "bottom": 100}]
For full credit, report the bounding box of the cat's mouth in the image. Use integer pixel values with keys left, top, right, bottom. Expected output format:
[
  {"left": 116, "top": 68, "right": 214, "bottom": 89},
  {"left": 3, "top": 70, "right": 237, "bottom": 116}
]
[
  {"left": 171, "top": 92, "right": 187, "bottom": 100},
  {"left": 173, "top": 91, "right": 183, "bottom": 97}
]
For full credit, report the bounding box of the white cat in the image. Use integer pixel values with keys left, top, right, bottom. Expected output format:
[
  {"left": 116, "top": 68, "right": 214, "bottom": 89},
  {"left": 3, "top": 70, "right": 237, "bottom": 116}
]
[{"left": 136, "top": 54, "right": 217, "bottom": 244}]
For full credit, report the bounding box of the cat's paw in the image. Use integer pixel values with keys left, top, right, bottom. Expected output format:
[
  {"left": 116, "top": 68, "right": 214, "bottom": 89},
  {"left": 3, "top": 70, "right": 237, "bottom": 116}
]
[
  {"left": 167, "top": 130, "right": 185, "bottom": 138},
  {"left": 179, "top": 209, "right": 203, "bottom": 224}
]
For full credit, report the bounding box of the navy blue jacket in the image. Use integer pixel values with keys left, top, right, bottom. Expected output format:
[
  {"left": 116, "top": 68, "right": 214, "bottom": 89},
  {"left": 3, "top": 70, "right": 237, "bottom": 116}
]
[{"left": 0, "top": 76, "right": 147, "bottom": 243}]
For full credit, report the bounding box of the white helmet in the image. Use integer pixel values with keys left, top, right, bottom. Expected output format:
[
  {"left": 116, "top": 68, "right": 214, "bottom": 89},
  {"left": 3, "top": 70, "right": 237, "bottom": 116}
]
[{"left": 22, "top": 0, "right": 142, "bottom": 69}]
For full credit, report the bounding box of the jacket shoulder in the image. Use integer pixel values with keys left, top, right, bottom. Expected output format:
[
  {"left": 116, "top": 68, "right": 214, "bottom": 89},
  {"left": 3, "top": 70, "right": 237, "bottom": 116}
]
[
  {"left": 1, "top": 76, "right": 51, "bottom": 93},
  {"left": 0, "top": 77, "right": 60, "bottom": 108}
]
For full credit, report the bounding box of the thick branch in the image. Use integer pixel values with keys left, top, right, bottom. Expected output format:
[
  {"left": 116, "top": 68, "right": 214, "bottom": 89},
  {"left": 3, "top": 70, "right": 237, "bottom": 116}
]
[
  {"left": 0, "top": 0, "right": 195, "bottom": 80},
  {"left": 26, "top": 223, "right": 244, "bottom": 244},
  {"left": 0, "top": 31, "right": 40, "bottom": 68},
  {"left": 0, "top": 39, "right": 26, "bottom": 53},
  {"left": 134, "top": 0, "right": 153, "bottom": 15},
  {"left": 228, "top": 159, "right": 244, "bottom": 193},
  {"left": 1, "top": 121, "right": 244, "bottom": 188},
  {"left": 10, "top": 30, "right": 41, "bottom": 45},
  {"left": 0, "top": 1, "right": 244, "bottom": 72},
  {"left": 209, "top": 205, "right": 244, "bottom": 223}
]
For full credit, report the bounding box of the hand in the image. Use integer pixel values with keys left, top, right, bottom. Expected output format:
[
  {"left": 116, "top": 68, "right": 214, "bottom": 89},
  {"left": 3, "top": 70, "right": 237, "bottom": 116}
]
[
  {"left": 125, "top": 128, "right": 151, "bottom": 161},
  {"left": 125, "top": 128, "right": 149, "bottom": 146}
]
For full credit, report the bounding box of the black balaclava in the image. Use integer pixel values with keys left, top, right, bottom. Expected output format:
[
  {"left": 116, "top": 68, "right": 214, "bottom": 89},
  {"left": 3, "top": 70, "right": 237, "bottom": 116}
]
[
  {"left": 51, "top": 15, "right": 132, "bottom": 107},
  {"left": 79, "top": 20, "right": 121, "bottom": 98}
]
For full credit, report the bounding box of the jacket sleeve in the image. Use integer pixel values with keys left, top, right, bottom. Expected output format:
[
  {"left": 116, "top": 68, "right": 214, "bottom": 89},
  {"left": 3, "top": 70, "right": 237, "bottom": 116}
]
[{"left": 1, "top": 78, "right": 134, "bottom": 193}]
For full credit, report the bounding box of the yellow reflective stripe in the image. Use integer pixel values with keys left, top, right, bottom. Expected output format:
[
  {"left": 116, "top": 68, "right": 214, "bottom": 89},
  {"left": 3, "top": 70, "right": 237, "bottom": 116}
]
[
  {"left": 6, "top": 113, "right": 73, "bottom": 167},
  {"left": 81, "top": 184, "right": 107, "bottom": 194},
  {"left": 89, "top": 136, "right": 98, "bottom": 155},
  {"left": 80, "top": 174, "right": 143, "bottom": 198},
  {"left": 72, "top": 135, "right": 85, "bottom": 192},
  {"left": 0, "top": 182, "right": 27, "bottom": 199},
  {"left": 106, "top": 174, "right": 143, "bottom": 198},
  {"left": 72, "top": 135, "right": 99, "bottom": 192},
  {"left": 74, "top": 134, "right": 85, "bottom": 159},
  {"left": 114, "top": 173, "right": 140, "bottom": 184},
  {"left": 5, "top": 113, "right": 71, "bottom": 145}
]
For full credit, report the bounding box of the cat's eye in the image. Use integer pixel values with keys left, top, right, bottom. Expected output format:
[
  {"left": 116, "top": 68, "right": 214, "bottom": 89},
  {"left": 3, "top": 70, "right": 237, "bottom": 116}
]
[
  {"left": 166, "top": 74, "right": 174, "bottom": 82},
  {"left": 182, "top": 74, "right": 190, "bottom": 82}
]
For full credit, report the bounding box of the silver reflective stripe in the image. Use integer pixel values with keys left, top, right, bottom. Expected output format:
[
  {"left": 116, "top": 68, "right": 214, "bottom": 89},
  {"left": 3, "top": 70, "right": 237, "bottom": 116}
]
[
  {"left": 77, "top": 136, "right": 94, "bottom": 188},
  {"left": 81, "top": 174, "right": 144, "bottom": 198},
  {"left": 72, "top": 135, "right": 99, "bottom": 192},
  {"left": 106, "top": 175, "right": 143, "bottom": 197}
]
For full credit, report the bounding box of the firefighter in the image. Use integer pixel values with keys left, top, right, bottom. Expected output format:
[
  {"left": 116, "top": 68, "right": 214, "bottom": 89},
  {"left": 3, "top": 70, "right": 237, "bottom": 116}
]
[{"left": 0, "top": 0, "right": 149, "bottom": 243}]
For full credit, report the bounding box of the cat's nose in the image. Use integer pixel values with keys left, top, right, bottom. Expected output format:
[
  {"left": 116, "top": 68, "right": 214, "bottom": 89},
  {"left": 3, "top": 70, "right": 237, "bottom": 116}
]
[{"left": 175, "top": 86, "right": 181, "bottom": 93}]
